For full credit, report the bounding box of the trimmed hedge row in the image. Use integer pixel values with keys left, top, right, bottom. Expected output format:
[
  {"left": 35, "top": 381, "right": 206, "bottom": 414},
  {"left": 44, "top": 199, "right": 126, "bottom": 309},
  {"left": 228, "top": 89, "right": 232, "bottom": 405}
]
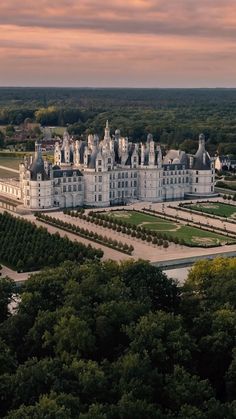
[{"left": 36, "top": 213, "right": 134, "bottom": 255}]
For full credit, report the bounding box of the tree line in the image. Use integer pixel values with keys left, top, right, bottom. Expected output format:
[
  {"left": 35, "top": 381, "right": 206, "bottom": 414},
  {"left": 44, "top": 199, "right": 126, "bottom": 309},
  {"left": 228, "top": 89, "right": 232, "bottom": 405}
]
[{"left": 1, "top": 88, "right": 236, "bottom": 155}]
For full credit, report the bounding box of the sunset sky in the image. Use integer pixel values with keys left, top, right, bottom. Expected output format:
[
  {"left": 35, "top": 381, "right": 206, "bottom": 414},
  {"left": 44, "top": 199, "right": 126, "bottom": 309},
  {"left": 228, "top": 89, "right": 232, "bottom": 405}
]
[{"left": 1, "top": 0, "right": 236, "bottom": 87}]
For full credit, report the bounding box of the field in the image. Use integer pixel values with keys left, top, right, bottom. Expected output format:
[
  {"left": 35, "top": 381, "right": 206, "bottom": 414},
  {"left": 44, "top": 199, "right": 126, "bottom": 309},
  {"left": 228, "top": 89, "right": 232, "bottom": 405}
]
[
  {"left": 184, "top": 202, "right": 236, "bottom": 218},
  {"left": 107, "top": 210, "right": 234, "bottom": 247}
]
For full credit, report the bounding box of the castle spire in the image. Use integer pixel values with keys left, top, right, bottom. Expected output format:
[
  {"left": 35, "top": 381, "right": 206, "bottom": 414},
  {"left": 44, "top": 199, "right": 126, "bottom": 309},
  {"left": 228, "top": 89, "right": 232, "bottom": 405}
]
[
  {"left": 198, "top": 133, "right": 205, "bottom": 150},
  {"left": 35, "top": 140, "right": 42, "bottom": 160},
  {"left": 104, "top": 120, "right": 111, "bottom": 142}
]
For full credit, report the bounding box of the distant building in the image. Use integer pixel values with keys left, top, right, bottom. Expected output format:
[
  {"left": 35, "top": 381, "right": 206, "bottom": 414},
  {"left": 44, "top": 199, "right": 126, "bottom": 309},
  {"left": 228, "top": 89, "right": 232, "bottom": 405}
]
[
  {"left": 1, "top": 122, "right": 215, "bottom": 209},
  {"left": 215, "top": 155, "right": 236, "bottom": 171}
]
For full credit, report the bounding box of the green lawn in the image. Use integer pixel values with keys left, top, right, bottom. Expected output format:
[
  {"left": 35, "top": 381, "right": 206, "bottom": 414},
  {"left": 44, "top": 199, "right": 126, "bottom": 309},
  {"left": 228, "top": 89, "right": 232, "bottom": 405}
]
[
  {"left": 109, "top": 211, "right": 177, "bottom": 231},
  {"left": 107, "top": 210, "right": 234, "bottom": 247},
  {"left": 184, "top": 202, "right": 236, "bottom": 218}
]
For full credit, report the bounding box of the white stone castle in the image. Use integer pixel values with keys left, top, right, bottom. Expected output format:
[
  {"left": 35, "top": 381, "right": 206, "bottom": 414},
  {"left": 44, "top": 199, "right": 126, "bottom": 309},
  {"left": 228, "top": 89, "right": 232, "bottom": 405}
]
[{"left": 0, "top": 121, "right": 215, "bottom": 210}]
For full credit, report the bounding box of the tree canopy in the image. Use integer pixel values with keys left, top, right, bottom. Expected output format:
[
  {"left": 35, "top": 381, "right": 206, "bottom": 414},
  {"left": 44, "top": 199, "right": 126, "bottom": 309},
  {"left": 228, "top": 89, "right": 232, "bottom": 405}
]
[{"left": 0, "top": 257, "right": 236, "bottom": 417}]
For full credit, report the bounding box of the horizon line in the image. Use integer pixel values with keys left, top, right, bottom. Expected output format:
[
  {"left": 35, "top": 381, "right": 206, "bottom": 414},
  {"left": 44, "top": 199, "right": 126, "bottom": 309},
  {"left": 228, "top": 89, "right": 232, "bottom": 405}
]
[{"left": 1, "top": 86, "right": 236, "bottom": 90}]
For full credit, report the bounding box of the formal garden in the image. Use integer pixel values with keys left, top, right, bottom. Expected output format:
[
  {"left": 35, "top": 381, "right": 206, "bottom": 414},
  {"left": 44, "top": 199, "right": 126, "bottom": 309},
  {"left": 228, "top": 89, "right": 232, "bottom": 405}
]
[
  {"left": 104, "top": 210, "right": 235, "bottom": 247},
  {"left": 181, "top": 201, "right": 236, "bottom": 218},
  {"left": 64, "top": 208, "right": 236, "bottom": 248}
]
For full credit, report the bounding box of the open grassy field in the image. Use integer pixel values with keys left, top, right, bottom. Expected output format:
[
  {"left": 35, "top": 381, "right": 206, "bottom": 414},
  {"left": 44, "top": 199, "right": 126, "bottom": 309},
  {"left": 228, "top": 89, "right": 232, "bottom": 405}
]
[
  {"left": 107, "top": 210, "right": 234, "bottom": 247},
  {"left": 184, "top": 202, "right": 236, "bottom": 218}
]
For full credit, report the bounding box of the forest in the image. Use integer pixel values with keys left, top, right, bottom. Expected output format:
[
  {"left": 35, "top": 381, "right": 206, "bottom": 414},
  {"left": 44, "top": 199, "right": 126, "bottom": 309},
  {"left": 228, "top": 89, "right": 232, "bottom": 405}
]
[
  {"left": 1, "top": 257, "right": 236, "bottom": 418},
  {"left": 1, "top": 88, "right": 236, "bottom": 155}
]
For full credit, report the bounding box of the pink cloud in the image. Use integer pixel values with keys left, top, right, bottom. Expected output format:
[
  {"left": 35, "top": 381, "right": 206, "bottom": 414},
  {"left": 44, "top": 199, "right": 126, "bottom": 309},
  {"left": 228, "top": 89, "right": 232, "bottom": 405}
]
[{"left": 0, "top": 1, "right": 236, "bottom": 86}]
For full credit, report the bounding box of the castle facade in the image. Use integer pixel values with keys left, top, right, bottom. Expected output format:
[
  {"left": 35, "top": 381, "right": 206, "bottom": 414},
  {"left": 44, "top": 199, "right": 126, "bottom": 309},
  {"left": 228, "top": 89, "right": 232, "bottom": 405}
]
[{"left": 2, "top": 121, "right": 215, "bottom": 210}]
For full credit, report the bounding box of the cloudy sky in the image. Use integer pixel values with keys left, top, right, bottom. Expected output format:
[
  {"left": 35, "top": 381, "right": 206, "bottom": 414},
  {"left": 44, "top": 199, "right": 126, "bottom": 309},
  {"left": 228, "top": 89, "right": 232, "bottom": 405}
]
[{"left": 1, "top": 0, "right": 236, "bottom": 87}]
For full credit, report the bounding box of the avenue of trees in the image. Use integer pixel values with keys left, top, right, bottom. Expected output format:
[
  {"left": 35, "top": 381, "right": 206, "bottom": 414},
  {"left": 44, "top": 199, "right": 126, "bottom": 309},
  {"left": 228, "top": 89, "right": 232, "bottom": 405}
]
[
  {"left": 1, "top": 87, "right": 236, "bottom": 155},
  {"left": 1, "top": 257, "right": 236, "bottom": 417},
  {"left": 0, "top": 212, "right": 102, "bottom": 272}
]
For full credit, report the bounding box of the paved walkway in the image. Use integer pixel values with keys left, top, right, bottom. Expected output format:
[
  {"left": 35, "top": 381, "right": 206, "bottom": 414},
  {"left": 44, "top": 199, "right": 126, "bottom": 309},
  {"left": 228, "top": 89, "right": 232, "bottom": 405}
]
[
  {"left": 0, "top": 165, "right": 19, "bottom": 174},
  {"left": 0, "top": 265, "right": 38, "bottom": 282}
]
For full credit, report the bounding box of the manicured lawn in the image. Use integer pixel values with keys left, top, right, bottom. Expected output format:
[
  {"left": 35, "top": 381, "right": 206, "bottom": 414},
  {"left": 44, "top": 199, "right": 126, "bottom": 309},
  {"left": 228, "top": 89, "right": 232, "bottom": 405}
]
[
  {"left": 107, "top": 210, "right": 234, "bottom": 247},
  {"left": 108, "top": 211, "right": 177, "bottom": 231},
  {"left": 184, "top": 202, "right": 236, "bottom": 218},
  {"left": 167, "top": 225, "right": 232, "bottom": 246}
]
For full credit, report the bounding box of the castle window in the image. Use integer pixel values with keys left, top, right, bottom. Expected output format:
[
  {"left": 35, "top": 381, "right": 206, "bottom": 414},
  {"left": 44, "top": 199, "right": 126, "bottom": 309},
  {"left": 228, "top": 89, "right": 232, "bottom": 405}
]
[
  {"left": 68, "top": 178, "right": 71, "bottom": 182},
  {"left": 63, "top": 186, "right": 66, "bottom": 192},
  {"left": 196, "top": 177, "right": 198, "bottom": 183},
  {"left": 98, "top": 194, "right": 102, "bottom": 202},
  {"left": 68, "top": 185, "right": 71, "bottom": 192},
  {"left": 63, "top": 178, "right": 66, "bottom": 183},
  {"left": 98, "top": 160, "right": 102, "bottom": 166},
  {"left": 99, "top": 176, "right": 102, "bottom": 182},
  {"left": 108, "top": 158, "right": 111, "bottom": 164}
]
